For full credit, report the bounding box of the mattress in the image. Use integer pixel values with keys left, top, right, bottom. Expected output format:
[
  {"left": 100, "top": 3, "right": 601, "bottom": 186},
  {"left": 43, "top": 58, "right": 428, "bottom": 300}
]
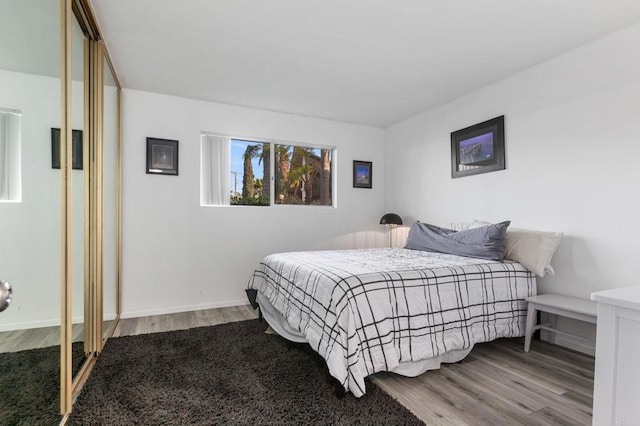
[{"left": 247, "top": 248, "right": 536, "bottom": 397}]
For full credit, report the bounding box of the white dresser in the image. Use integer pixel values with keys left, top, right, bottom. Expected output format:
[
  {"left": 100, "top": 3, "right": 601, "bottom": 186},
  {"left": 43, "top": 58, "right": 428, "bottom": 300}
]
[{"left": 591, "top": 286, "right": 640, "bottom": 426}]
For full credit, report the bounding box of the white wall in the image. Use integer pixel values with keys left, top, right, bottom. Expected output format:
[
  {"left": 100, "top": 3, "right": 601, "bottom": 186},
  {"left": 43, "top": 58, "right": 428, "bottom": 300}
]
[
  {"left": 0, "top": 69, "right": 85, "bottom": 331},
  {"left": 121, "top": 90, "right": 385, "bottom": 317},
  {"left": 384, "top": 23, "right": 640, "bottom": 353}
]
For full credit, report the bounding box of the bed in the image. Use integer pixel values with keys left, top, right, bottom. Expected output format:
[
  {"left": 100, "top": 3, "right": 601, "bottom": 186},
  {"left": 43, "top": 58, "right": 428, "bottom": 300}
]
[{"left": 246, "top": 246, "right": 536, "bottom": 397}]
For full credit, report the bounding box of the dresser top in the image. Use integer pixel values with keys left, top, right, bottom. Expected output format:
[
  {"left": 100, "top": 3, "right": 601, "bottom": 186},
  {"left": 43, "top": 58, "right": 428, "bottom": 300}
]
[{"left": 591, "top": 285, "right": 640, "bottom": 311}]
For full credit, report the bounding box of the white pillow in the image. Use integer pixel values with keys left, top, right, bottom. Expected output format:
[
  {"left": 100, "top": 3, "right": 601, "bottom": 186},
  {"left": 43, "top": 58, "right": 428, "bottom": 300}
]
[
  {"left": 469, "top": 220, "right": 492, "bottom": 229},
  {"left": 448, "top": 221, "right": 473, "bottom": 231},
  {"left": 504, "top": 228, "right": 563, "bottom": 276},
  {"left": 470, "top": 220, "right": 562, "bottom": 277}
]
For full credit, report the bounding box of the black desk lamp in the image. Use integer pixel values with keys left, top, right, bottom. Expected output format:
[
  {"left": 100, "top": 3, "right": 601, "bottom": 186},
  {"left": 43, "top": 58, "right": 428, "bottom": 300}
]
[{"left": 380, "top": 213, "right": 403, "bottom": 247}]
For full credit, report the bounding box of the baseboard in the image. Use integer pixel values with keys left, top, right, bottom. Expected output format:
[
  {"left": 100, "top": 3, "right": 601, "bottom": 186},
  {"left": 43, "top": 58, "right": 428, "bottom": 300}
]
[
  {"left": 540, "top": 331, "right": 595, "bottom": 356},
  {"left": 120, "top": 299, "right": 251, "bottom": 319}
]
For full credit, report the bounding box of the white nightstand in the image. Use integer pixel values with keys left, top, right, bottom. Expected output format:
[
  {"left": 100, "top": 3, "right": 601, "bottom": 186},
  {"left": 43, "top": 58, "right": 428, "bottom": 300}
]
[{"left": 591, "top": 286, "right": 640, "bottom": 426}]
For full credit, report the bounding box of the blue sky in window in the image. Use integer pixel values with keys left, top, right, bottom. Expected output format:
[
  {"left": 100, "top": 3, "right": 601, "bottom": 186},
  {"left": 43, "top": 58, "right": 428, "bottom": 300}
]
[{"left": 230, "top": 139, "right": 264, "bottom": 195}]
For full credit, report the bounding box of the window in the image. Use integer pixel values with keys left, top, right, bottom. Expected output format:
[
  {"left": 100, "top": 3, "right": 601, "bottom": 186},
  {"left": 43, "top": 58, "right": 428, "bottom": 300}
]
[
  {"left": 0, "top": 109, "right": 22, "bottom": 202},
  {"left": 201, "top": 134, "right": 334, "bottom": 207}
]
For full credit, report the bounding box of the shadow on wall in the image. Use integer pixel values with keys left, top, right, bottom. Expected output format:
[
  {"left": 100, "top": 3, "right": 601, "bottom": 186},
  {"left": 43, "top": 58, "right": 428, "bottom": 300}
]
[
  {"left": 305, "top": 230, "right": 407, "bottom": 250},
  {"left": 295, "top": 227, "right": 412, "bottom": 252},
  {"left": 539, "top": 235, "right": 600, "bottom": 298},
  {"left": 307, "top": 231, "right": 385, "bottom": 250}
]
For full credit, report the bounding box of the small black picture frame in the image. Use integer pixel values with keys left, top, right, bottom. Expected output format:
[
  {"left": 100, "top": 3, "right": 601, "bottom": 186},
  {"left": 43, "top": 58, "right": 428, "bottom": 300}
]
[
  {"left": 51, "top": 128, "right": 83, "bottom": 170},
  {"left": 451, "top": 115, "right": 505, "bottom": 179},
  {"left": 146, "top": 137, "right": 179, "bottom": 176},
  {"left": 353, "top": 160, "right": 372, "bottom": 188}
]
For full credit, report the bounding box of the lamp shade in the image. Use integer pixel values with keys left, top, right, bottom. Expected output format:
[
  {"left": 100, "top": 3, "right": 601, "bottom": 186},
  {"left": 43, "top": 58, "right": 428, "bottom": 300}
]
[{"left": 379, "top": 213, "right": 403, "bottom": 226}]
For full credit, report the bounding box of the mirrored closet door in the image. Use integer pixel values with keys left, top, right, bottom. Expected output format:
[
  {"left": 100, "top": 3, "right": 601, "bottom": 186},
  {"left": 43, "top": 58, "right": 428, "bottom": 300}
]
[
  {"left": 103, "top": 57, "right": 120, "bottom": 340},
  {"left": 0, "top": 0, "right": 64, "bottom": 423},
  {"left": 0, "top": 0, "right": 121, "bottom": 421},
  {"left": 68, "top": 0, "right": 122, "bottom": 392},
  {"left": 71, "top": 2, "right": 88, "bottom": 379}
]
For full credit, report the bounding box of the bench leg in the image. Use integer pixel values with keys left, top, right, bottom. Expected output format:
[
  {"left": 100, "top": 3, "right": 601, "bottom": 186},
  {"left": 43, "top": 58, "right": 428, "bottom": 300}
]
[
  {"left": 549, "top": 312, "right": 558, "bottom": 344},
  {"left": 524, "top": 303, "right": 537, "bottom": 352}
]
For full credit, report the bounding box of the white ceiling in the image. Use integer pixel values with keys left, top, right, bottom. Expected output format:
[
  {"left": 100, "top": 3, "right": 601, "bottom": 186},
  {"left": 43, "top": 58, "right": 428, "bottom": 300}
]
[{"left": 90, "top": 0, "right": 640, "bottom": 128}]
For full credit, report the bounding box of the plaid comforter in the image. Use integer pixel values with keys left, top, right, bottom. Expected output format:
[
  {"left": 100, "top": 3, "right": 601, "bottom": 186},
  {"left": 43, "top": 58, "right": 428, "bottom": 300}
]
[{"left": 248, "top": 248, "right": 536, "bottom": 397}]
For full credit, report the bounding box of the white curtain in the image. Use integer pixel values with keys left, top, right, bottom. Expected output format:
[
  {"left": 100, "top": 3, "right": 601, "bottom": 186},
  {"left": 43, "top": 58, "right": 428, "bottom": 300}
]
[
  {"left": 200, "top": 134, "right": 230, "bottom": 206},
  {"left": 0, "top": 111, "right": 21, "bottom": 201}
]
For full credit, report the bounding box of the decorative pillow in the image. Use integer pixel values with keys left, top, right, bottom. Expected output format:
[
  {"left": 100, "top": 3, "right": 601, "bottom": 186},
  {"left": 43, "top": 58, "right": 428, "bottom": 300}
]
[
  {"left": 405, "top": 221, "right": 510, "bottom": 261},
  {"left": 468, "top": 220, "right": 563, "bottom": 276},
  {"left": 504, "top": 228, "right": 563, "bottom": 277}
]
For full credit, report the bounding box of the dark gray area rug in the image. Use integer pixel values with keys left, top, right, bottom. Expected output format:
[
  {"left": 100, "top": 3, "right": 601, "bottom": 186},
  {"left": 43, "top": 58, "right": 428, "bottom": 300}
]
[
  {"left": 0, "top": 342, "right": 85, "bottom": 426},
  {"left": 68, "top": 319, "right": 424, "bottom": 425}
]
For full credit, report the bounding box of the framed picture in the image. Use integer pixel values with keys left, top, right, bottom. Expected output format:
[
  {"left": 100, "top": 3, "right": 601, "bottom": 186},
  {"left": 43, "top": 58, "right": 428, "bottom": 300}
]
[
  {"left": 146, "top": 137, "right": 179, "bottom": 176},
  {"left": 353, "top": 160, "right": 372, "bottom": 188},
  {"left": 451, "top": 115, "right": 505, "bottom": 178},
  {"left": 51, "top": 128, "right": 83, "bottom": 170}
]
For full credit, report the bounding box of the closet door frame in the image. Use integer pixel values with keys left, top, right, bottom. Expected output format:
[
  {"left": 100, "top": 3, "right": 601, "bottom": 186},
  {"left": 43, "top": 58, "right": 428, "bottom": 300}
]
[{"left": 60, "top": 0, "right": 122, "bottom": 416}]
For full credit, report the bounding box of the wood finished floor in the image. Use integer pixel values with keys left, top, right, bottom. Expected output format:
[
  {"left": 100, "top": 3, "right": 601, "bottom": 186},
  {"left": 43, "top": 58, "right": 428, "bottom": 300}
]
[
  {"left": 112, "top": 306, "right": 594, "bottom": 426},
  {"left": 0, "top": 323, "right": 84, "bottom": 353},
  {"left": 112, "top": 305, "right": 258, "bottom": 337}
]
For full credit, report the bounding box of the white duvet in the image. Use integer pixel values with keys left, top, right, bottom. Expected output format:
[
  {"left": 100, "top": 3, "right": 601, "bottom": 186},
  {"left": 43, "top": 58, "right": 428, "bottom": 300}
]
[{"left": 248, "top": 248, "right": 536, "bottom": 397}]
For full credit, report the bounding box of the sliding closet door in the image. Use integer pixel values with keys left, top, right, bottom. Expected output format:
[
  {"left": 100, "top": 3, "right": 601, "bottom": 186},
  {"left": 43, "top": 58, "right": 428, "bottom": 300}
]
[
  {"left": 0, "top": 1, "right": 121, "bottom": 419},
  {"left": 103, "top": 56, "right": 120, "bottom": 340},
  {"left": 0, "top": 0, "right": 64, "bottom": 423},
  {"left": 70, "top": 2, "right": 88, "bottom": 378}
]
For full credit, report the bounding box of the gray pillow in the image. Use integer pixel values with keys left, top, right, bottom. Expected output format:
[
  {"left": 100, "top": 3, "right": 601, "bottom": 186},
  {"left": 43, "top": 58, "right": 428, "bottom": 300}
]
[{"left": 405, "top": 221, "right": 511, "bottom": 261}]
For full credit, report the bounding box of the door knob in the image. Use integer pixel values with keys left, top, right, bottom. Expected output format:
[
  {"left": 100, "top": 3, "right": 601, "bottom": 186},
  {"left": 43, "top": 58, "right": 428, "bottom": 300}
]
[{"left": 0, "top": 280, "right": 12, "bottom": 312}]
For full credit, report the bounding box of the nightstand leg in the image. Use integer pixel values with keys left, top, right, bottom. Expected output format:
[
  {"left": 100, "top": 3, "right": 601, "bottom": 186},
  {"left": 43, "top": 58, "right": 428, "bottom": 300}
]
[{"left": 524, "top": 303, "right": 537, "bottom": 352}]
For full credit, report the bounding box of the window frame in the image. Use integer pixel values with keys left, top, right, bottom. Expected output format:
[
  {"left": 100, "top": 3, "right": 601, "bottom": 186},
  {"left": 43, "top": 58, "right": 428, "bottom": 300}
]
[{"left": 200, "top": 132, "right": 337, "bottom": 208}]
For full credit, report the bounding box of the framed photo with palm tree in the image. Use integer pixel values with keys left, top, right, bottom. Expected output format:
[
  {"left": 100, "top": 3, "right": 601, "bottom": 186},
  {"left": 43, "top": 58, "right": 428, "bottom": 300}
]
[
  {"left": 353, "top": 160, "right": 372, "bottom": 189},
  {"left": 146, "top": 137, "right": 178, "bottom": 176}
]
